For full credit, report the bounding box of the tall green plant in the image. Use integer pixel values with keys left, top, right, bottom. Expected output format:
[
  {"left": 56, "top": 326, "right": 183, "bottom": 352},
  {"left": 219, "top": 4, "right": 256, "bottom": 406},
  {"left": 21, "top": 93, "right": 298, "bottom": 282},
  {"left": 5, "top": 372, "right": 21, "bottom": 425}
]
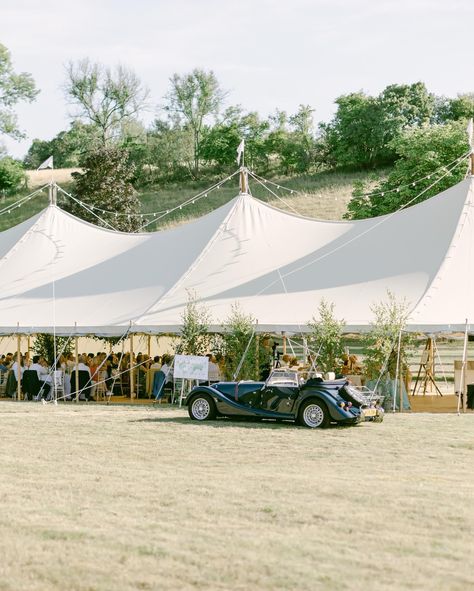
[
  {"left": 307, "top": 299, "right": 345, "bottom": 374},
  {"left": 175, "top": 292, "right": 211, "bottom": 356},
  {"left": 33, "top": 334, "right": 72, "bottom": 366},
  {"left": 221, "top": 304, "right": 259, "bottom": 380},
  {"left": 364, "top": 291, "right": 413, "bottom": 380}
]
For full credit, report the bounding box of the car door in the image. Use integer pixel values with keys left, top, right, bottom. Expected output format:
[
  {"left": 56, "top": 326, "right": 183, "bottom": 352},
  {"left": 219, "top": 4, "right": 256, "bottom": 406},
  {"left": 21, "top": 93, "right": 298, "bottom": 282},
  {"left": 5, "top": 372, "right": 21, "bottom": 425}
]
[{"left": 260, "top": 385, "right": 299, "bottom": 413}]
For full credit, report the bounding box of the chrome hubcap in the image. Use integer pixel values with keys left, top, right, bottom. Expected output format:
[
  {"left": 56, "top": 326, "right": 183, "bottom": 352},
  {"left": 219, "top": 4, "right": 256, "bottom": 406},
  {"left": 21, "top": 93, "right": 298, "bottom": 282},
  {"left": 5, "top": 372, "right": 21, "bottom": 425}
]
[
  {"left": 192, "top": 398, "right": 210, "bottom": 420},
  {"left": 303, "top": 404, "right": 324, "bottom": 428}
]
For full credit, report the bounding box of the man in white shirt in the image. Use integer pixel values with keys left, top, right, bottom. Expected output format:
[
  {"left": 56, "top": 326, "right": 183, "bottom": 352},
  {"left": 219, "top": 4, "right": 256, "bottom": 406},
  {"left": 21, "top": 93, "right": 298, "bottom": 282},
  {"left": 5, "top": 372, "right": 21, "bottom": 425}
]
[
  {"left": 28, "top": 356, "right": 52, "bottom": 400},
  {"left": 75, "top": 355, "right": 91, "bottom": 376}
]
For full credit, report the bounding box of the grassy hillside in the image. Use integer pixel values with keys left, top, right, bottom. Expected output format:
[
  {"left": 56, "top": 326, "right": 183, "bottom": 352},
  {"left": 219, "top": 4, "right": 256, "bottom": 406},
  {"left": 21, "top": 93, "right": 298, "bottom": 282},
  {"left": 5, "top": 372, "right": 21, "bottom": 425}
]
[{"left": 0, "top": 169, "right": 386, "bottom": 232}]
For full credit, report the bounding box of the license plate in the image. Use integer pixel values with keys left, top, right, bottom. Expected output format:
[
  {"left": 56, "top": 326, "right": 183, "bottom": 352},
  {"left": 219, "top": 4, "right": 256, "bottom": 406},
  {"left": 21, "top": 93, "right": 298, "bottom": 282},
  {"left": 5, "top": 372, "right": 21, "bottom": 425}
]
[{"left": 363, "top": 408, "right": 377, "bottom": 417}]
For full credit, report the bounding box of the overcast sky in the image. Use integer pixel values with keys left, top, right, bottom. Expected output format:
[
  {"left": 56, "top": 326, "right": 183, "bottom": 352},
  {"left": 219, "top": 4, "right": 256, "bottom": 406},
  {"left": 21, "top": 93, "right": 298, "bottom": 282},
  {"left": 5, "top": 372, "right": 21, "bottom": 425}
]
[{"left": 2, "top": 0, "right": 473, "bottom": 158}]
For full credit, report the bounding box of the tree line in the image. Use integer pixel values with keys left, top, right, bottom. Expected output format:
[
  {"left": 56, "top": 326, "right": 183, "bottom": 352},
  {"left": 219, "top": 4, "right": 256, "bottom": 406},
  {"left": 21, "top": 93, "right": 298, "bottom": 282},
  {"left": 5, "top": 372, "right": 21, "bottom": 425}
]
[{"left": 1, "top": 42, "right": 473, "bottom": 222}]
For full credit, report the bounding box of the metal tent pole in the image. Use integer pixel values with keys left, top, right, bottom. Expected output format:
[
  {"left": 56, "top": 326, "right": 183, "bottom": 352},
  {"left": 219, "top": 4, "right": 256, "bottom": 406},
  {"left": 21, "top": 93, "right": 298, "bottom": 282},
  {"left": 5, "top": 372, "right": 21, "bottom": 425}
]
[{"left": 458, "top": 319, "right": 469, "bottom": 414}]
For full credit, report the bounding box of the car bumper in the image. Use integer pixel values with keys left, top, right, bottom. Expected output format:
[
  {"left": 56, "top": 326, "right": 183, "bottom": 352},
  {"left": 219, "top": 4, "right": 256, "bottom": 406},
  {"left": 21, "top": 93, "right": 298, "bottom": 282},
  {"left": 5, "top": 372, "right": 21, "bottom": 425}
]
[{"left": 361, "top": 407, "right": 384, "bottom": 422}]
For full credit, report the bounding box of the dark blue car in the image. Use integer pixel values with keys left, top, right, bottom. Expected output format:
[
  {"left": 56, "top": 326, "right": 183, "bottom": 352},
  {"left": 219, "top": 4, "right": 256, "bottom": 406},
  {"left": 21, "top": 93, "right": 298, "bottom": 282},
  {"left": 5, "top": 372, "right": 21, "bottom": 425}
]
[{"left": 187, "top": 369, "right": 383, "bottom": 428}]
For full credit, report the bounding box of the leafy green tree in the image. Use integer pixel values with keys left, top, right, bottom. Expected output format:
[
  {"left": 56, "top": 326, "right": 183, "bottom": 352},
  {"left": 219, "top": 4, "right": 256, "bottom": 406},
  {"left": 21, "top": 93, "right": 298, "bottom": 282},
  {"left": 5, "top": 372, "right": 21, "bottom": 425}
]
[
  {"left": 220, "top": 304, "right": 271, "bottom": 381},
  {"left": 0, "top": 43, "right": 39, "bottom": 140},
  {"left": 272, "top": 105, "right": 317, "bottom": 174},
  {"left": 200, "top": 106, "right": 269, "bottom": 172},
  {"left": 24, "top": 121, "right": 100, "bottom": 169},
  {"left": 435, "top": 93, "right": 474, "bottom": 122},
  {"left": 65, "top": 59, "right": 149, "bottom": 145},
  {"left": 307, "top": 299, "right": 345, "bottom": 374},
  {"left": 0, "top": 157, "right": 26, "bottom": 195},
  {"left": 164, "top": 69, "right": 226, "bottom": 176},
  {"left": 65, "top": 145, "right": 141, "bottom": 231},
  {"left": 145, "top": 118, "right": 194, "bottom": 182},
  {"left": 346, "top": 121, "right": 468, "bottom": 219},
  {"left": 320, "top": 83, "right": 435, "bottom": 170},
  {"left": 175, "top": 292, "right": 211, "bottom": 356},
  {"left": 363, "top": 291, "right": 413, "bottom": 381},
  {"left": 34, "top": 334, "right": 72, "bottom": 367}
]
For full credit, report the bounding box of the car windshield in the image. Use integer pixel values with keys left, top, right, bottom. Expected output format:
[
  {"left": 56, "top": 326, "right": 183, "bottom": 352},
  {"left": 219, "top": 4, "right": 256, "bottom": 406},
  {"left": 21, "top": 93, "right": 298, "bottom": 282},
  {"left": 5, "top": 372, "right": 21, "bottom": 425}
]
[{"left": 266, "top": 371, "right": 299, "bottom": 388}]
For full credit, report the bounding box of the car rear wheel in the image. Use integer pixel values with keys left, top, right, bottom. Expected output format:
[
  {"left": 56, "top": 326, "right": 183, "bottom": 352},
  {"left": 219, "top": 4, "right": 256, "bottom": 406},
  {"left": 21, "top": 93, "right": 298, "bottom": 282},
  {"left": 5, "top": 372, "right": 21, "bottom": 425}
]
[
  {"left": 299, "top": 399, "right": 329, "bottom": 428},
  {"left": 189, "top": 394, "right": 216, "bottom": 421}
]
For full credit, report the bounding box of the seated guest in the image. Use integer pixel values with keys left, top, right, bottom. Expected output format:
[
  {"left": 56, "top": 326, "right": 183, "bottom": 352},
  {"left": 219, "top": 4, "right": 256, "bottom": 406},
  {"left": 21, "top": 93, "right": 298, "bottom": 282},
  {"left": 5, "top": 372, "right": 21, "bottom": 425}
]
[
  {"left": 29, "top": 355, "right": 52, "bottom": 399},
  {"left": 10, "top": 355, "right": 24, "bottom": 381},
  {"left": 76, "top": 354, "right": 91, "bottom": 376},
  {"left": 5, "top": 353, "right": 14, "bottom": 369}
]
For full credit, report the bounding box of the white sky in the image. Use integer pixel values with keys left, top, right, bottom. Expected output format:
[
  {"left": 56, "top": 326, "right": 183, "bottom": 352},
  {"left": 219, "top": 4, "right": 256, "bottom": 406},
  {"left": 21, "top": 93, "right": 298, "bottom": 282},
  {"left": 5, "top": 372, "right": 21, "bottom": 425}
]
[{"left": 2, "top": 0, "right": 473, "bottom": 158}]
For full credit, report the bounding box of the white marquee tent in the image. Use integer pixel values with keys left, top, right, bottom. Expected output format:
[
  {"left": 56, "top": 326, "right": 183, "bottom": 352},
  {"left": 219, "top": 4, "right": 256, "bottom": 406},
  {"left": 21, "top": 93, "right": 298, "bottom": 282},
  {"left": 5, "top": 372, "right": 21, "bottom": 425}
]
[{"left": 1, "top": 173, "right": 474, "bottom": 336}]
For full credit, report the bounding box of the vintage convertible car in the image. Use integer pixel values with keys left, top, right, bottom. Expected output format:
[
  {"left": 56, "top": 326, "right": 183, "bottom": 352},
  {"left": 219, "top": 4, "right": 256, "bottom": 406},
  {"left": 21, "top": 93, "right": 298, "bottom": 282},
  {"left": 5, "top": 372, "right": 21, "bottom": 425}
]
[{"left": 186, "top": 369, "right": 384, "bottom": 428}]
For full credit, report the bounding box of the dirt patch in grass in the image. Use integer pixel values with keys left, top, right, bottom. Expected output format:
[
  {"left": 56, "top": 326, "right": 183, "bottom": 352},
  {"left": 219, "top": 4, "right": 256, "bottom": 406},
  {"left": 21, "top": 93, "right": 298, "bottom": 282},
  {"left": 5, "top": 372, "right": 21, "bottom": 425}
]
[{"left": 0, "top": 403, "right": 472, "bottom": 590}]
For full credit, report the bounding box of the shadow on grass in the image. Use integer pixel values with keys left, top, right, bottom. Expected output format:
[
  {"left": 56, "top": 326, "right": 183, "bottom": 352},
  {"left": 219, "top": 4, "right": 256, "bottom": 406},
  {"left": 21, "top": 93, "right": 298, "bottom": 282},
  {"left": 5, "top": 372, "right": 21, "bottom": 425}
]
[
  {"left": 131, "top": 416, "right": 298, "bottom": 430},
  {"left": 130, "top": 415, "right": 354, "bottom": 431}
]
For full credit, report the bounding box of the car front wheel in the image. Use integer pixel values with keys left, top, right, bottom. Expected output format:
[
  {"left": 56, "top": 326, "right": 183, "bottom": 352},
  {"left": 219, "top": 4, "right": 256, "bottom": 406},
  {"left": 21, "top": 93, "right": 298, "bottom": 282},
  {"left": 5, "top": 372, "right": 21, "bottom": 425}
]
[
  {"left": 188, "top": 394, "right": 216, "bottom": 421},
  {"left": 299, "top": 399, "right": 329, "bottom": 428}
]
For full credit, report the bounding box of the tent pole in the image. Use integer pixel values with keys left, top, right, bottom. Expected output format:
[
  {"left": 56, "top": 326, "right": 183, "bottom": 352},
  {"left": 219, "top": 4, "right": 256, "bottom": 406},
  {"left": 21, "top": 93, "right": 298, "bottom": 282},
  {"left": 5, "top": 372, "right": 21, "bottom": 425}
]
[
  {"left": 457, "top": 319, "right": 469, "bottom": 414},
  {"left": 255, "top": 322, "right": 259, "bottom": 381},
  {"left": 303, "top": 337, "right": 308, "bottom": 364},
  {"left": 239, "top": 167, "right": 249, "bottom": 194},
  {"left": 147, "top": 335, "right": 151, "bottom": 359},
  {"left": 75, "top": 323, "right": 79, "bottom": 403},
  {"left": 16, "top": 326, "right": 21, "bottom": 401},
  {"left": 393, "top": 328, "right": 402, "bottom": 413},
  {"left": 282, "top": 333, "right": 287, "bottom": 356},
  {"left": 130, "top": 332, "right": 134, "bottom": 399}
]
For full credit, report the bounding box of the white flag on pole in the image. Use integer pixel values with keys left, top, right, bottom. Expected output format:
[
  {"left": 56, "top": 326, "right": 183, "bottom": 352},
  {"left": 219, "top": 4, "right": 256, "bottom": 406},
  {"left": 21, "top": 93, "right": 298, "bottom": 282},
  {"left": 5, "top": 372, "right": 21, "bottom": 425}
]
[
  {"left": 467, "top": 119, "right": 474, "bottom": 151},
  {"left": 236, "top": 139, "right": 245, "bottom": 165},
  {"left": 37, "top": 155, "right": 54, "bottom": 170}
]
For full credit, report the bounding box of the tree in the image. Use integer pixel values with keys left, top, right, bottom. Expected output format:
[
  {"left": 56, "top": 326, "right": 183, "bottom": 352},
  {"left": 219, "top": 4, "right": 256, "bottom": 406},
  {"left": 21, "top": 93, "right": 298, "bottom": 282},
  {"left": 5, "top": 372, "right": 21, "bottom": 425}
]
[
  {"left": 269, "top": 105, "right": 317, "bottom": 174},
  {"left": 24, "top": 121, "right": 100, "bottom": 169},
  {"left": 320, "top": 83, "right": 435, "bottom": 170},
  {"left": 363, "top": 291, "right": 413, "bottom": 381},
  {"left": 436, "top": 93, "right": 474, "bottom": 122},
  {"left": 145, "top": 118, "right": 194, "bottom": 182},
  {"left": 307, "top": 299, "right": 345, "bottom": 374},
  {"left": 0, "top": 43, "right": 39, "bottom": 140},
  {"left": 346, "top": 120, "right": 468, "bottom": 219},
  {"left": 65, "top": 145, "right": 141, "bottom": 231},
  {"left": 164, "top": 69, "right": 226, "bottom": 176},
  {"left": 65, "top": 59, "right": 149, "bottom": 145},
  {"left": 34, "top": 334, "right": 72, "bottom": 367},
  {"left": 220, "top": 304, "right": 272, "bottom": 381},
  {"left": 175, "top": 292, "right": 211, "bottom": 356},
  {"left": 0, "top": 157, "right": 26, "bottom": 195},
  {"left": 200, "top": 106, "right": 270, "bottom": 173}
]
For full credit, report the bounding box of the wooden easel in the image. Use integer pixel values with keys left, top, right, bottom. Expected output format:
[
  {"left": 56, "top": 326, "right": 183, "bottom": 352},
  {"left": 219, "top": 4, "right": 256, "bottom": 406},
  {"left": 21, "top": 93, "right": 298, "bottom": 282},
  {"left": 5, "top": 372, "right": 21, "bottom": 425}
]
[{"left": 412, "top": 337, "right": 443, "bottom": 396}]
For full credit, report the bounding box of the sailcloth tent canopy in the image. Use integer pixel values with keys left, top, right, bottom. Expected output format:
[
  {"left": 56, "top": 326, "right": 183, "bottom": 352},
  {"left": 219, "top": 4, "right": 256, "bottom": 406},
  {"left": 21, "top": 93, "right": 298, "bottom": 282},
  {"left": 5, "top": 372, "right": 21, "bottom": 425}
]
[{"left": 0, "top": 175, "right": 473, "bottom": 335}]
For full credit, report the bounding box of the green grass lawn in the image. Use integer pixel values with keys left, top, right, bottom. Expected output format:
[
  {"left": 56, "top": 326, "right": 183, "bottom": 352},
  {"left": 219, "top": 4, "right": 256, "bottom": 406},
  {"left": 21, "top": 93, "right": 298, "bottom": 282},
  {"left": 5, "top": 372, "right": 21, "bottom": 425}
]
[
  {"left": 0, "top": 169, "right": 385, "bottom": 232},
  {"left": 0, "top": 402, "right": 472, "bottom": 591}
]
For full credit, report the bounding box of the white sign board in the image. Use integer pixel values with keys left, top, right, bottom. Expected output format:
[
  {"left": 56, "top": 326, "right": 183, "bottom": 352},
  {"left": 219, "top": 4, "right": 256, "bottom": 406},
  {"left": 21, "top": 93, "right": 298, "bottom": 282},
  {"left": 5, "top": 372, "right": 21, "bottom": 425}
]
[{"left": 174, "top": 355, "right": 209, "bottom": 380}]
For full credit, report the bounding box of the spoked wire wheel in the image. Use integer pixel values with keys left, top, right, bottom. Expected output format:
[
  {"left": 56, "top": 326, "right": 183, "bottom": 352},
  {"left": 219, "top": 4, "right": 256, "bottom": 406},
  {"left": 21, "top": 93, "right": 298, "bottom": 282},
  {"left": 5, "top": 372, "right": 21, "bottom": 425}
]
[
  {"left": 189, "top": 395, "right": 216, "bottom": 421},
  {"left": 299, "top": 400, "right": 329, "bottom": 428}
]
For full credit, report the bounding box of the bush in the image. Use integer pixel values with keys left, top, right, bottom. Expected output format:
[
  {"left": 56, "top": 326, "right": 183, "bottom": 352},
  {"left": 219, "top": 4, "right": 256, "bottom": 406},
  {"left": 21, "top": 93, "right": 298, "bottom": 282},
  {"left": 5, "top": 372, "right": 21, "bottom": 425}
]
[{"left": 0, "top": 157, "right": 26, "bottom": 195}]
